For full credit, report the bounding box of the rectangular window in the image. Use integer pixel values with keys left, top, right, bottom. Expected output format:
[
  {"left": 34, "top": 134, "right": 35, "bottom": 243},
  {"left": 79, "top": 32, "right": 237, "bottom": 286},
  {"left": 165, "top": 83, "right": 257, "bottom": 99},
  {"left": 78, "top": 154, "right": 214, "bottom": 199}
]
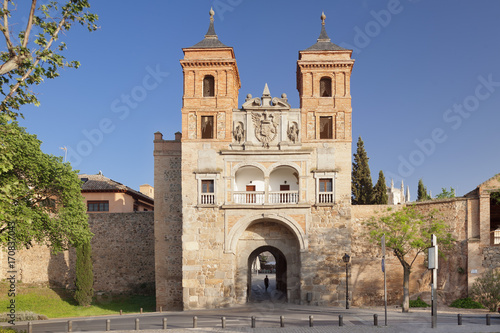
[
  {"left": 201, "top": 116, "right": 214, "bottom": 139},
  {"left": 201, "top": 180, "right": 214, "bottom": 193},
  {"left": 320, "top": 116, "right": 333, "bottom": 139},
  {"left": 319, "top": 179, "right": 332, "bottom": 192},
  {"left": 87, "top": 201, "right": 109, "bottom": 212}
]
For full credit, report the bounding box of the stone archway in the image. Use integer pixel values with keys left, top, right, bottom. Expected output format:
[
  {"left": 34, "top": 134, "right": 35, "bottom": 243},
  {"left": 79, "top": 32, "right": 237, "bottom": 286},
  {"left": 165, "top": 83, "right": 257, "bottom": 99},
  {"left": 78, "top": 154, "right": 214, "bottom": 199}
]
[
  {"left": 235, "top": 219, "right": 301, "bottom": 304},
  {"left": 247, "top": 246, "right": 287, "bottom": 302}
]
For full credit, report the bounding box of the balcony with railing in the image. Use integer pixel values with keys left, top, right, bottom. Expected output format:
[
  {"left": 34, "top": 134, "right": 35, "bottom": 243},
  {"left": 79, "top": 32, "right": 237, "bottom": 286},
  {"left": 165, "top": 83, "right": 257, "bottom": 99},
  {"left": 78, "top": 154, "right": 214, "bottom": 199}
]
[{"left": 233, "top": 190, "right": 299, "bottom": 205}]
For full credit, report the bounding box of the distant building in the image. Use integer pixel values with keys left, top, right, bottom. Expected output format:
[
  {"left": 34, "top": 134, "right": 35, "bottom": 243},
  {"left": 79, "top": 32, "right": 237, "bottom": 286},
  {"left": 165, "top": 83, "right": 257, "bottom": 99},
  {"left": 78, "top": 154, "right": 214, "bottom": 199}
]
[
  {"left": 140, "top": 184, "right": 154, "bottom": 199},
  {"left": 79, "top": 172, "right": 154, "bottom": 212},
  {"left": 387, "top": 179, "right": 410, "bottom": 205}
]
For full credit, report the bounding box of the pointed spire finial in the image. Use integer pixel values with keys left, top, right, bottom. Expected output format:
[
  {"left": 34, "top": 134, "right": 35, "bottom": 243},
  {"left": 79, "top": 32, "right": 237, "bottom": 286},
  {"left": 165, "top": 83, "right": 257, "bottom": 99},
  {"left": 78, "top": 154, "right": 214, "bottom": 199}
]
[
  {"left": 209, "top": 7, "right": 215, "bottom": 22},
  {"left": 263, "top": 83, "right": 271, "bottom": 96},
  {"left": 321, "top": 11, "right": 326, "bottom": 26}
]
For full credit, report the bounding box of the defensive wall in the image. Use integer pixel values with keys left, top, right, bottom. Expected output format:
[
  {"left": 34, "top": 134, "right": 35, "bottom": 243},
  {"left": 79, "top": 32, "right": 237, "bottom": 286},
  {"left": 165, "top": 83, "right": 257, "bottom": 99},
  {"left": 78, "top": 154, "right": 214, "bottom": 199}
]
[{"left": 0, "top": 212, "right": 155, "bottom": 295}]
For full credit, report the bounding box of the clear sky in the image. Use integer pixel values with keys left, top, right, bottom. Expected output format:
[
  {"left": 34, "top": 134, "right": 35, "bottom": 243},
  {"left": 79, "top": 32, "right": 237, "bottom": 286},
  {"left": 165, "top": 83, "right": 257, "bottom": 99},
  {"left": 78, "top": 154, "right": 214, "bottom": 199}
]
[{"left": 16, "top": 0, "right": 500, "bottom": 199}]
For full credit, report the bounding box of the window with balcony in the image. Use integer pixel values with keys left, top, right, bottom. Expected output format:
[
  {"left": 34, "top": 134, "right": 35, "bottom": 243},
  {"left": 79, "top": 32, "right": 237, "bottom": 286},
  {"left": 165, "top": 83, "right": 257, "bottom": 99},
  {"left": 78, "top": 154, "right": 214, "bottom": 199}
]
[
  {"left": 320, "top": 116, "right": 333, "bottom": 139},
  {"left": 314, "top": 171, "right": 335, "bottom": 204},
  {"left": 197, "top": 173, "right": 218, "bottom": 205},
  {"left": 319, "top": 178, "right": 333, "bottom": 203}
]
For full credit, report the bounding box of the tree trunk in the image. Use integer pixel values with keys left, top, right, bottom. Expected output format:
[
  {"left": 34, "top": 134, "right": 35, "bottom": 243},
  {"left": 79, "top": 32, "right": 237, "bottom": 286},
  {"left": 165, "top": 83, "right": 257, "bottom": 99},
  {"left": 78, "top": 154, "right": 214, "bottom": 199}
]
[{"left": 402, "top": 264, "right": 410, "bottom": 312}]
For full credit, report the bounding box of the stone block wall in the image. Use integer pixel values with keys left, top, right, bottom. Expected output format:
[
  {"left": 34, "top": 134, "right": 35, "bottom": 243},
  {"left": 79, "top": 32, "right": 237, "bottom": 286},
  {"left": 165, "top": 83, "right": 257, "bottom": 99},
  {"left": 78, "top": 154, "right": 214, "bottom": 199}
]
[
  {"left": 483, "top": 246, "right": 500, "bottom": 269},
  {"left": 154, "top": 134, "right": 183, "bottom": 310},
  {"left": 350, "top": 200, "right": 469, "bottom": 306},
  {"left": 0, "top": 212, "right": 155, "bottom": 294}
]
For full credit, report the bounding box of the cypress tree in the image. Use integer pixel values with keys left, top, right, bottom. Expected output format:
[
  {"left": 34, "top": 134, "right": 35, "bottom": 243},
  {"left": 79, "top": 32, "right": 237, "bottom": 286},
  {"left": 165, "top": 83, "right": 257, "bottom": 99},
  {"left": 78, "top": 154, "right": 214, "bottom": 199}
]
[
  {"left": 373, "top": 170, "right": 388, "bottom": 204},
  {"left": 75, "top": 241, "right": 94, "bottom": 306},
  {"left": 417, "top": 179, "right": 430, "bottom": 201},
  {"left": 352, "top": 137, "right": 374, "bottom": 204}
]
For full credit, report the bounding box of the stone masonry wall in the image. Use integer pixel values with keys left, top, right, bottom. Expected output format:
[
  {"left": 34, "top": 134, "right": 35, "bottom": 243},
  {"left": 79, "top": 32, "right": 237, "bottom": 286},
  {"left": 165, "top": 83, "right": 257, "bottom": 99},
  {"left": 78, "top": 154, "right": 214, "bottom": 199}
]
[
  {"left": 351, "top": 200, "right": 469, "bottom": 306},
  {"left": 301, "top": 201, "right": 352, "bottom": 306},
  {"left": 154, "top": 136, "right": 183, "bottom": 310},
  {"left": 0, "top": 212, "right": 155, "bottom": 294},
  {"left": 483, "top": 246, "right": 500, "bottom": 269}
]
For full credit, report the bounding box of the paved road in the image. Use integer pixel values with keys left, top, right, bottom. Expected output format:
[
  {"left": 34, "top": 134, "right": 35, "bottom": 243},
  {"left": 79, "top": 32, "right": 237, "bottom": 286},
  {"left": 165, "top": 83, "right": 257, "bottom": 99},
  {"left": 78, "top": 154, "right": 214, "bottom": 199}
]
[{"left": 4, "top": 303, "right": 500, "bottom": 333}]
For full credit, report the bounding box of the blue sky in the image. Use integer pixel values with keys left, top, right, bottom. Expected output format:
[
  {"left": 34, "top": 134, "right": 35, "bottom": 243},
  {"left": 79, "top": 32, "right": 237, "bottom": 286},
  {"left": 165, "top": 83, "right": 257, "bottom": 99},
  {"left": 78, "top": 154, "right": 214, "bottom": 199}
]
[{"left": 16, "top": 0, "right": 500, "bottom": 198}]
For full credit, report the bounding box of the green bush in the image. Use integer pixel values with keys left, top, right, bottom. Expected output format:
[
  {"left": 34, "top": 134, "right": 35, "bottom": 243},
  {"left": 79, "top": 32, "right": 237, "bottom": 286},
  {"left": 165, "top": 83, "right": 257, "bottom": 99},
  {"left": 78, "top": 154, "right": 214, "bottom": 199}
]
[
  {"left": 450, "top": 297, "right": 484, "bottom": 309},
  {"left": 0, "top": 311, "right": 39, "bottom": 322},
  {"left": 471, "top": 269, "right": 500, "bottom": 312},
  {"left": 409, "top": 297, "right": 430, "bottom": 308},
  {"left": 0, "top": 328, "right": 26, "bottom": 333}
]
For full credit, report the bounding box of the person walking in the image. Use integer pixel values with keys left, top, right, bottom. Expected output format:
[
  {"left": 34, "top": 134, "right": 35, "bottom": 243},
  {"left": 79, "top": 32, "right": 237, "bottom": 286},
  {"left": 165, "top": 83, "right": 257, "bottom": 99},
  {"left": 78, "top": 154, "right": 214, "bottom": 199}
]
[{"left": 264, "top": 275, "right": 269, "bottom": 292}]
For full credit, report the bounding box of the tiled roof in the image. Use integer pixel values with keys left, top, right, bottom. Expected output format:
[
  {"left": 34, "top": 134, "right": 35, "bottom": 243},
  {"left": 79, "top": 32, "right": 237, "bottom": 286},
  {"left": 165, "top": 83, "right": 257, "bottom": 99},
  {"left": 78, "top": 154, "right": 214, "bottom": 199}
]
[
  {"left": 304, "top": 25, "right": 347, "bottom": 51},
  {"left": 187, "top": 9, "right": 230, "bottom": 49},
  {"left": 78, "top": 174, "right": 154, "bottom": 204}
]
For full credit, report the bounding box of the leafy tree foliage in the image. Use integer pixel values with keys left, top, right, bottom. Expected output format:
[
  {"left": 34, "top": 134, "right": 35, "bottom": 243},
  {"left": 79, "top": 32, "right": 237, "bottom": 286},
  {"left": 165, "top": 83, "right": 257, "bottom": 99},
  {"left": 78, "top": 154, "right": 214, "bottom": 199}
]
[
  {"left": 373, "top": 170, "right": 388, "bottom": 204},
  {"left": 0, "top": 115, "right": 92, "bottom": 252},
  {"left": 365, "top": 206, "right": 454, "bottom": 312},
  {"left": 75, "top": 240, "right": 93, "bottom": 306},
  {"left": 417, "top": 179, "right": 431, "bottom": 201},
  {"left": 471, "top": 269, "right": 500, "bottom": 312},
  {"left": 435, "top": 187, "right": 456, "bottom": 199},
  {"left": 0, "top": 0, "right": 98, "bottom": 119},
  {"left": 491, "top": 192, "right": 500, "bottom": 205},
  {"left": 352, "top": 137, "right": 373, "bottom": 205}
]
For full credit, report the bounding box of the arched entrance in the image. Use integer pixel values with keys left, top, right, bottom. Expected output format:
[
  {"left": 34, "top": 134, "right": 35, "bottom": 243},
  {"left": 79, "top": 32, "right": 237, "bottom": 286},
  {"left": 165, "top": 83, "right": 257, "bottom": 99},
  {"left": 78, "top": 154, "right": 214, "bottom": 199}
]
[
  {"left": 247, "top": 246, "right": 287, "bottom": 302},
  {"left": 235, "top": 219, "right": 301, "bottom": 304}
]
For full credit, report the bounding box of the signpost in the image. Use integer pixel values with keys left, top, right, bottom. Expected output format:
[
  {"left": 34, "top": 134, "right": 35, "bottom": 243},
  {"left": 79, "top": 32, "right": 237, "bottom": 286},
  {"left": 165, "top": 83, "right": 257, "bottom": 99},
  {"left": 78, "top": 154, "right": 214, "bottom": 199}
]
[
  {"left": 428, "top": 234, "right": 438, "bottom": 328},
  {"left": 382, "top": 235, "right": 387, "bottom": 326}
]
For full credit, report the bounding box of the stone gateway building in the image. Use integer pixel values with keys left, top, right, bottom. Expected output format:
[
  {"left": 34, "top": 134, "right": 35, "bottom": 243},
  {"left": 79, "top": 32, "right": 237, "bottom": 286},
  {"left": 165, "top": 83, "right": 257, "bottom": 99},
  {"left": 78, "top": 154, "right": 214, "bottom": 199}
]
[
  {"left": 154, "top": 11, "right": 354, "bottom": 310},
  {"left": 152, "top": 11, "right": 500, "bottom": 311}
]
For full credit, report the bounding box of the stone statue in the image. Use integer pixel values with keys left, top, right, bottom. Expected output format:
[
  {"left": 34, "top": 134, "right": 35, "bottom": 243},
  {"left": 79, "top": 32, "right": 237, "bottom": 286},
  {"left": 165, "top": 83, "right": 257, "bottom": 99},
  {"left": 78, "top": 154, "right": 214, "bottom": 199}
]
[
  {"left": 234, "top": 123, "right": 245, "bottom": 144},
  {"left": 287, "top": 122, "right": 299, "bottom": 143}
]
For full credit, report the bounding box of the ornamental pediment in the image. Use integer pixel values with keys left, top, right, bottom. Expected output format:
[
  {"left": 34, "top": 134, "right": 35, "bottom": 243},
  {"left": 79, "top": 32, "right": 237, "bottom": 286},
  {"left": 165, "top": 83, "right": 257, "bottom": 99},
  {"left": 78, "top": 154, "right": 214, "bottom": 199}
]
[{"left": 241, "top": 83, "right": 291, "bottom": 110}]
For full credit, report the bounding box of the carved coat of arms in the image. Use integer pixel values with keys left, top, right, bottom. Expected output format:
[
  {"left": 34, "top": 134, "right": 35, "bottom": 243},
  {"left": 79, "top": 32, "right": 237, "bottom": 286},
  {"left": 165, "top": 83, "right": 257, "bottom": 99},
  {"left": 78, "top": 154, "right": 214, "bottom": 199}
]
[{"left": 252, "top": 111, "right": 279, "bottom": 148}]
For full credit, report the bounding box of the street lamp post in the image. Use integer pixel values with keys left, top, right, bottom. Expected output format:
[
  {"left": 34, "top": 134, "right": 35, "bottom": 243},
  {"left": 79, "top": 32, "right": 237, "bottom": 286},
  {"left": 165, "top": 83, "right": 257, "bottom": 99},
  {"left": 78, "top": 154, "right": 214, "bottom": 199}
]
[{"left": 342, "top": 253, "right": 350, "bottom": 309}]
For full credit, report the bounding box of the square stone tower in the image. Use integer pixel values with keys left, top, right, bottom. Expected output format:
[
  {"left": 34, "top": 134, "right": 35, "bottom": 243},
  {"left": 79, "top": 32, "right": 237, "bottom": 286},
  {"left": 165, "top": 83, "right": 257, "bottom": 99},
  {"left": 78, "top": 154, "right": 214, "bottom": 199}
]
[{"left": 154, "top": 10, "right": 355, "bottom": 310}]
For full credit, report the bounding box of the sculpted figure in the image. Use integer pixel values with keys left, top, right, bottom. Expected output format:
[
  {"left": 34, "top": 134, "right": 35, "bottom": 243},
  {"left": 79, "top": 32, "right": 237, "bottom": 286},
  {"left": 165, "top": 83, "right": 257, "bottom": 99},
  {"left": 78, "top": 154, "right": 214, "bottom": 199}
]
[
  {"left": 287, "top": 122, "right": 299, "bottom": 143},
  {"left": 234, "top": 123, "right": 245, "bottom": 144}
]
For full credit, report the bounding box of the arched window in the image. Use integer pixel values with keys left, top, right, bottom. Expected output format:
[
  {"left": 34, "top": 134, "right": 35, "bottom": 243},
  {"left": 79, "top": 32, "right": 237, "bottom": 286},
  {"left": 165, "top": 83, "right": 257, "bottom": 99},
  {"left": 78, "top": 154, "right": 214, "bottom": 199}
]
[
  {"left": 320, "top": 77, "right": 332, "bottom": 97},
  {"left": 203, "top": 75, "right": 215, "bottom": 97}
]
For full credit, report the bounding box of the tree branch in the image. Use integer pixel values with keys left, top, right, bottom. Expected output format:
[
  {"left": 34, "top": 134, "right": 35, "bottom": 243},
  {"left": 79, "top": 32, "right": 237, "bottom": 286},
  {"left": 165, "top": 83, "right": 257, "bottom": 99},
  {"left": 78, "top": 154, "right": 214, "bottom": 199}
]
[
  {"left": 2, "top": 0, "right": 13, "bottom": 51},
  {"left": 22, "top": 0, "right": 37, "bottom": 48},
  {"left": 4, "top": 13, "right": 67, "bottom": 103}
]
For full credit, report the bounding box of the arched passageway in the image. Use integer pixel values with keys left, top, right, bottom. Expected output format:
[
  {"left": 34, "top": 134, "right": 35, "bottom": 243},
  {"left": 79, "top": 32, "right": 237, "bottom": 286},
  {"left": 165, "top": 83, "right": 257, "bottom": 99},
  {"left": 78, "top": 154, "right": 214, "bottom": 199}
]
[
  {"left": 235, "top": 219, "right": 301, "bottom": 304},
  {"left": 247, "top": 246, "right": 287, "bottom": 302}
]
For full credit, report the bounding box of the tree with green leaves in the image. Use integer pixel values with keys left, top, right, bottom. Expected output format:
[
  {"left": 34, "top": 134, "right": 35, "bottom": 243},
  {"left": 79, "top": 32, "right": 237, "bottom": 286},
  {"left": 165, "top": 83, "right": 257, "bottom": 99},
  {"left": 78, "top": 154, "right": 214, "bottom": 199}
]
[
  {"left": 435, "top": 187, "right": 456, "bottom": 199},
  {"left": 0, "top": 0, "right": 98, "bottom": 119},
  {"left": 0, "top": 115, "right": 92, "bottom": 252},
  {"left": 352, "top": 137, "right": 373, "bottom": 204},
  {"left": 365, "top": 206, "right": 454, "bottom": 312},
  {"left": 373, "top": 170, "right": 388, "bottom": 204},
  {"left": 471, "top": 269, "right": 500, "bottom": 312},
  {"left": 417, "top": 179, "right": 431, "bottom": 201},
  {"left": 74, "top": 240, "right": 93, "bottom": 306}
]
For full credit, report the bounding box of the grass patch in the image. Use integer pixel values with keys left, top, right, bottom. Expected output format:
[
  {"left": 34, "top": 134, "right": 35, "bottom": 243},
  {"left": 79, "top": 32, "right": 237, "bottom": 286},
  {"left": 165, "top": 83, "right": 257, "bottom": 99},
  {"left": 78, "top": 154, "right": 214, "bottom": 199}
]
[
  {"left": 409, "top": 297, "right": 430, "bottom": 308},
  {"left": 450, "top": 297, "right": 485, "bottom": 309},
  {"left": 0, "top": 282, "right": 155, "bottom": 319}
]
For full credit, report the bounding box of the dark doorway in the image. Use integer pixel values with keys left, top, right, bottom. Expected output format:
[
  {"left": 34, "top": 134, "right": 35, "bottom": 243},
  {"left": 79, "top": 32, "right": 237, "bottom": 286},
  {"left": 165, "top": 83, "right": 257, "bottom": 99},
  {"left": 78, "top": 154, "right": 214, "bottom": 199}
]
[{"left": 247, "top": 246, "right": 287, "bottom": 303}]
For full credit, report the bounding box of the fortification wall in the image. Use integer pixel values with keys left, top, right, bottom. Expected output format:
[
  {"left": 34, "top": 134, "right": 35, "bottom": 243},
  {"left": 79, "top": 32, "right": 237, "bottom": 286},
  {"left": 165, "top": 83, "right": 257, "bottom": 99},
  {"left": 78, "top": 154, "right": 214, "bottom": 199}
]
[
  {"left": 350, "top": 199, "right": 469, "bottom": 306},
  {"left": 0, "top": 212, "right": 155, "bottom": 294}
]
